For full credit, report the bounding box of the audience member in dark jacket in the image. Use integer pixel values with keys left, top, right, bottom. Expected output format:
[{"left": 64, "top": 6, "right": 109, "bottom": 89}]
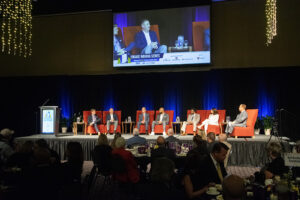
[
  {"left": 93, "top": 134, "right": 112, "bottom": 175},
  {"left": 126, "top": 128, "right": 147, "bottom": 148},
  {"left": 151, "top": 136, "right": 176, "bottom": 162}
]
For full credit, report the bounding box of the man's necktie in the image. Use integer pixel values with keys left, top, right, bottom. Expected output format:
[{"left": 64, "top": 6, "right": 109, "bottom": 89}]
[{"left": 216, "top": 163, "right": 224, "bottom": 182}]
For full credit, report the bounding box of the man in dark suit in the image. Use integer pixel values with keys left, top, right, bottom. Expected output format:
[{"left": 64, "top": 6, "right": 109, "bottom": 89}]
[
  {"left": 137, "top": 107, "right": 150, "bottom": 134},
  {"left": 165, "top": 128, "right": 181, "bottom": 145},
  {"left": 106, "top": 108, "right": 118, "bottom": 134},
  {"left": 87, "top": 109, "right": 101, "bottom": 135},
  {"left": 151, "top": 136, "right": 175, "bottom": 162},
  {"left": 198, "top": 142, "right": 229, "bottom": 187},
  {"left": 134, "top": 19, "right": 167, "bottom": 54}
]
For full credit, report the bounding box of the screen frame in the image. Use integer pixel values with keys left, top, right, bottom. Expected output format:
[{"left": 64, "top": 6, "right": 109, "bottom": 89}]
[{"left": 112, "top": 4, "right": 212, "bottom": 69}]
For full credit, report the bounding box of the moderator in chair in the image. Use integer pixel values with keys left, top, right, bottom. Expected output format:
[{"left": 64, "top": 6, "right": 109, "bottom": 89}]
[
  {"left": 230, "top": 109, "right": 259, "bottom": 138},
  {"left": 83, "top": 111, "right": 105, "bottom": 135},
  {"left": 206, "top": 110, "right": 226, "bottom": 135}
]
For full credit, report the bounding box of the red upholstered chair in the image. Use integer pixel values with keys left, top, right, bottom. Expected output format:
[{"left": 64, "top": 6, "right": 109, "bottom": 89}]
[
  {"left": 206, "top": 110, "right": 226, "bottom": 135},
  {"left": 135, "top": 110, "right": 155, "bottom": 134},
  {"left": 83, "top": 111, "right": 105, "bottom": 135},
  {"left": 192, "top": 21, "right": 210, "bottom": 51},
  {"left": 230, "top": 109, "right": 259, "bottom": 138},
  {"left": 184, "top": 110, "right": 202, "bottom": 135},
  {"left": 123, "top": 25, "right": 160, "bottom": 55},
  {"left": 103, "top": 110, "right": 122, "bottom": 134},
  {"left": 154, "top": 110, "right": 174, "bottom": 134}
]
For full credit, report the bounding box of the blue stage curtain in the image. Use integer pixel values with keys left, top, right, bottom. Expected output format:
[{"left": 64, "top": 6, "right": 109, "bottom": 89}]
[
  {"left": 113, "top": 13, "right": 128, "bottom": 36},
  {"left": 194, "top": 6, "right": 210, "bottom": 22}
]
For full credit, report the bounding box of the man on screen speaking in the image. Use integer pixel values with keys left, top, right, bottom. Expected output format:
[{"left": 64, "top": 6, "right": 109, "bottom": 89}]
[{"left": 135, "top": 19, "right": 167, "bottom": 54}]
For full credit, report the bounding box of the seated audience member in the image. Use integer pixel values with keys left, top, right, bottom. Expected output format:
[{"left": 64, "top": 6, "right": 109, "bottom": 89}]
[
  {"left": 225, "top": 104, "right": 248, "bottom": 135},
  {"left": 137, "top": 107, "right": 150, "bottom": 134},
  {"left": 87, "top": 108, "right": 101, "bottom": 135},
  {"left": 222, "top": 175, "right": 246, "bottom": 200},
  {"left": 93, "top": 134, "right": 112, "bottom": 174},
  {"left": 139, "top": 157, "right": 185, "bottom": 200},
  {"left": 219, "top": 133, "right": 232, "bottom": 168},
  {"left": 127, "top": 128, "right": 147, "bottom": 148},
  {"left": 151, "top": 107, "right": 169, "bottom": 136},
  {"left": 111, "top": 132, "right": 121, "bottom": 149},
  {"left": 187, "top": 135, "right": 208, "bottom": 158},
  {"left": 34, "top": 139, "right": 60, "bottom": 165},
  {"left": 7, "top": 140, "right": 33, "bottom": 169},
  {"left": 106, "top": 108, "right": 119, "bottom": 134},
  {"left": 60, "top": 142, "right": 83, "bottom": 200},
  {"left": 0, "top": 128, "right": 15, "bottom": 164},
  {"left": 263, "top": 142, "right": 288, "bottom": 179},
  {"left": 134, "top": 19, "right": 167, "bottom": 54},
  {"left": 165, "top": 128, "right": 181, "bottom": 145},
  {"left": 207, "top": 132, "right": 216, "bottom": 153},
  {"left": 181, "top": 108, "right": 200, "bottom": 135},
  {"left": 151, "top": 136, "right": 176, "bottom": 162},
  {"left": 113, "top": 24, "right": 135, "bottom": 60},
  {"left": 198, "top": 108, "right": 219, "bottom": 133},
  {"left": 111, "top": 137, "right": 140, "bottom": 183}
]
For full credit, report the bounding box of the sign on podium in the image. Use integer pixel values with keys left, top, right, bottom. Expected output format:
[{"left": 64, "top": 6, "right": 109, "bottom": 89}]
[{"left": 40, "top": 106, "right": 60, "bottom": 135}]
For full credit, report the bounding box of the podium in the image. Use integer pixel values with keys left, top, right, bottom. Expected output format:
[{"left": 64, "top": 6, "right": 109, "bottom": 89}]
[{"left": 40, "top": 106, "right": 60, "bottom": 135}]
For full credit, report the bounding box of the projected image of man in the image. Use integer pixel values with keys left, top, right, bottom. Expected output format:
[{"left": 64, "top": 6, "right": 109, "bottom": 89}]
[{"left": 135, "top": 19, "right": 167, "bottom": 54}]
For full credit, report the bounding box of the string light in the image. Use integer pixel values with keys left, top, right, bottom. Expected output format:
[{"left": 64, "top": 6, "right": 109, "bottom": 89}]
[
  {"left": 0, "top": 0, "right": 33, "bottom": 57},
  {"left": 265, "top": 0, "right": 277, "bottom": 46}
]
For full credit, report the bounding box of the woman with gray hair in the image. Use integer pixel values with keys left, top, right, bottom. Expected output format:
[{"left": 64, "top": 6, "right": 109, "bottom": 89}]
[{"left": 111, "top": 137, "right": 140, "bottom": 183}]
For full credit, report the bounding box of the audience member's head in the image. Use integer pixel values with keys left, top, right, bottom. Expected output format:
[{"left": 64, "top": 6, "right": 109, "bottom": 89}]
[
  {"left": 151, "top": 157, "right": 175, "bottom": 183},
  {"left": 20, "top": 140, "right": 34, "bottom": 153},
  {"left": 222, "top": 175, "right": 245, "bottom": 200},
  {"left": 156, "top": 136, "right": 166, "bottom": 147},
  {"left": 97, "top": 134, "right": 109, "bottom": 145},
  {"left": 207, "top": 132, "right": 216, "bottom": 143},
  {"left": 33, "top": 147, "right": 51, "bottom": 166},
  {"left": 167, "top": 128, "right": 174, "bottom": 136},
  {"left": 211, "top": 142, "right": 229, "bottom": 163},
  {"left": 211, "top": 108, "right": 218, "bottom": 115},
  {"left": 192, "top": 135, "right": 207, "bottom": 152},
  {"left": 219, "top": 133, "right": 228, "bottom": 143},
  {"left": 266, "top": 142, "right": 282, "bottom": 159},
  {"left": 133, "top": 128, "right": 139, "bottom": 136},
  {"left": 0, "top": 128, "right": 14, "bottom": 141},
  {"left": 111, "top": 133, "right": 121, "bottom": 149},
  {"left": 115, "top": 137, "right": 126, "bottom": 149},
  {"left": 239, "top": 104, "right": 246, "bottom": 112},
  {"left": 66, "top": 142, "right": 83, "bottom": 165}
]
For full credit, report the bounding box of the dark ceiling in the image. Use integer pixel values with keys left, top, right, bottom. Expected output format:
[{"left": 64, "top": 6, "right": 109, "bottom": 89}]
[{"left": 32, "top": 0, "right": 217, "bottom": 15}]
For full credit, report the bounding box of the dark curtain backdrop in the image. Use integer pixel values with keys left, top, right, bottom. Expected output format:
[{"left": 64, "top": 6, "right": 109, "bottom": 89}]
[{"left": 0, "top": 67, "right": 299, "bottom": 139}]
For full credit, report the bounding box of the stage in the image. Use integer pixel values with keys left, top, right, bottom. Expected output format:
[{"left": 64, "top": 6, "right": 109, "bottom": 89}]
[{"left": 15, "top": 133, "right": 291, "bottom": 167}]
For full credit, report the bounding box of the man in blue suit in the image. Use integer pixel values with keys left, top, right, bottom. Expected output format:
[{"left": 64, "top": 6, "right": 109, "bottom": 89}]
[
  {"left": 113, "top": 24, "right": 135, "bottom": 60},
  {"left": 137, "top": 107, "right": 150, "bottom": 134},
  {"left": 134, "top": 19, "right": 167, "bottom": 54}
]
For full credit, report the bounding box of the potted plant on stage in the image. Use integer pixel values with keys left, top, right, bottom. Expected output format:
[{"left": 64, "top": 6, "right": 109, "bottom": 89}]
[
  {"left": 262, "top": 115, "right": 273, "bottom": 136},
  {"left": 254, "top": 117, "right": 262, "bottom": 135},
  {"left": 60, "top": 117, "right": 69, "bottom": 133}
]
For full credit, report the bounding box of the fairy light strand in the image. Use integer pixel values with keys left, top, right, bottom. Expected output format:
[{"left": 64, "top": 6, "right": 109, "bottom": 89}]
[
  {"left": 0, "top": 0, "right": 33, "bottom": 57},
  {"left": 265, "top": 0, "right": 277, "bottom": 46}
]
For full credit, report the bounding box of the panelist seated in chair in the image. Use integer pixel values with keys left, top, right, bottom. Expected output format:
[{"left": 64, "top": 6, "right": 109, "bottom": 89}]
[
  {"left": 87, "top": 108, "right": 101, "bottom": 135},
  {"left": 134, "top": 19, "right": 167, "bottom": 55},
  {"left": 198, "top": 108, "right": 219, "bottom": 133},
  {"left": 151, "top": 107, "right": 169, "bottom": 136},
  {"left": 113, "top": 24, "right": 135, "bottom": 60},
  {"left": 181, "top": 108, "right": 200, "bottom": 135},
  {"left": 137, "top": 107, "right": 150, "bottom": 134},
  {"left": 106, "top": 108, "right": 119, "bottom": 134},
  {"left": 225, "top": 104, "right": 248, "bottom": 135}
]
